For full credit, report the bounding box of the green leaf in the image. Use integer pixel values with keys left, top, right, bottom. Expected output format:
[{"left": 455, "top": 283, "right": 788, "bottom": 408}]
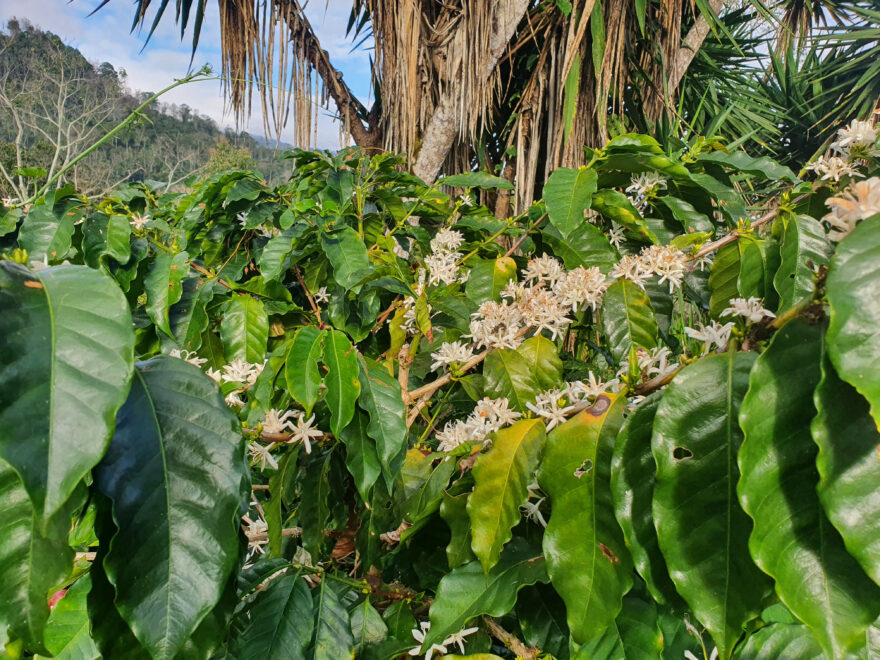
[
  {"left": 651, "top": 352, "right": 771, "bottom": 659},
  {"left": 226, "top": 177, "right": 265, "bottom": 203},
  {"left": 93, "top": 356, "right": 250, "bottom": 660},
  {"left": 168, "top": 277, "right": 216, "bottom": 352},
  {"left": 708, "top": 243, "right": 742, "bottom": 319},
  {"left": 544, "top": 167, "right": 597, "bottom": 237},
  {"left": 734, "top": 622, "right": 823, "bottom": 659},
  {"left": 441, "top": 492, "right": 475, "bottom": 569},
  {"left": 516, "top": 335, "right": 564, "bottom": 391},
  {"left": 0, "top": 460, "right": 75, "bottom": 654},
  {"left": 300, "top": 449, "right": 336, "bottom": 557},
  {"left": 322, "top": 227, "right": 373, "bottom": 289},
  {"left": 825, "top": 216, "right": 880, "bottom": 427},
  {"left": 601, "top": 279, "right": 658, "bottom": 363},
  {"left": 18, "top": 203, "right": 76, "bottom": 262},
  {"left": 591, "top": 190, "right": 658, "bottom": 243},
  {"left": 616, "top": 594, "right": 664, "bottom": 658},
  {"left": 221, "top": 295, "right": 269, "bottom": 363},
  {"left": 737, "top": 236, "right": 779, "bottom": 308},
  {"left": 403, "top": 453, "right": 457, "bottom": 529},
  {"left": 259, "top": 229, "right": 295, "bottom": 281},
  {"left": 310, "top": 579, "right": 355, "bottom": 660},
  {"left": 83, "top": 213, "right": 132, "bottom": 268},
  {"left": 357, "top": 355, "right": 406, "bottom": 487},
  {"left": 738, "top": 319, "right": 880, "bottom": 656},
  {"left": 145, "top": 251, "right": 189, "bottom": 337},
  {"left": 468, "top": 419, "right": 546, "bottom": 573},
  {"left": 339, "top": 411, "right": 382, "bottom": 502},
  {"left": 813, "top": 356, "right": 880, "bottom": 588},
  {"left": 231, "top": 573, "right": 314, "bottom": 660},
  {"left": 323, "top": 329, "right": 361, "bottom": 438},
  {"left": 611, "top": 393, "right": 682, "bottom": 608},
  {"left": 439, "top": 172, "right": 514, "bottom": 190},
  {"left": 267, "top": 449, "right": 298, "bottom": 556},
  {"left": 537, "top": 394, "right": 632, "bottom": 644},
  {"left": 516, "top": 584, "right": 570, "bottom": 660},
  {"left": 773, "top": 214, "right": 829, "bottom": 313},
  {"left": 542, "top": 223, "right": 617, "bottom": 272},
  {"left": 42, "top": 575, "right": 100, "bottom": 660},
  {"left": 0, "top": 262, "right": 134, "bottom": 526},
  {"left": 656, "top": 196, "right": 713, "bottom": 234},
  {"left": 423, "top": 538, "right": 548, "bottom": 649},
  {"left": 349, "top": 598, "right": 387, "bottom": 651},
  {"left": 696, "top": 151, "right": 798, "bottom": 182},
  {"left": 482, "top": 348, "right": 542, "bottom": 412},
  {"left": 285, "top": 326, "right": 326, "bottom": 417},
  {"left": 465, "top": 257, "right": 517, "bottom": 304}
]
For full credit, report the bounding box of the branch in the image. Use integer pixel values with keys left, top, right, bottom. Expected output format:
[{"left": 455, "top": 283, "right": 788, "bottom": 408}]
[
  {"left": 482, "top": 616, "right": 539, "bottom": 660},
  {"left": 667, "top": 0, "right": 726, "bottom": 99}
]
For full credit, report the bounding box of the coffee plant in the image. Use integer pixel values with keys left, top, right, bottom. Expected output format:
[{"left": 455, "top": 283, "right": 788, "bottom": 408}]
[{"left": 1, "top": 120, "right": 880, "bottom": 660}]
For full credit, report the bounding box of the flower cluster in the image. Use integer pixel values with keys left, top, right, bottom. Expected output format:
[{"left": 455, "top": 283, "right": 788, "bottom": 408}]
[
  {"left": 720, "top": 297, "right": 775, "bottom": 324},
  {"left": 830, "top": 119, "right": 880, "bottom": 160},
  {"left": 425, "top": 227, "right": 467, "bottom": 286},
  {"left": 626, "top": 171, "right": 667, "bottom": 207},
  {"left": 823, "top": 177, "right": 880, "bottom": 242},
  {"left": 805, "top": 155, "right": 861, "bottom": 182},
  {"left": 430, "top": 340, "right": 476, "bottom": 372},
  {"left": 408, "top": 622, "right": 478, "bottom": 660},
  {"left": 435, "top": 397, "right": 521, "bottom": 452},
  {"left": 169, "top": 349, "right": 207, "bottom": 367},
  {"left": 610, "top": 244, "right": 688, "bottom": 292},
  {"left": 684, "top": 321, "right": 734, "bottom": 355}
]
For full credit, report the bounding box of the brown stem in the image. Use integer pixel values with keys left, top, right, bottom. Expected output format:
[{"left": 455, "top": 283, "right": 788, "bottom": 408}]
[
  {"left": 294, "top": 264, "right": 323, "bottom": 326},
  {"left": 504, "top": 214, "right": 547, "bottom": 258},
  {"left": 482, "top": 616, "right": 539, "bottom": 660},
  {"left": 189, "top": 262, "right": 234, "bottom": 290},
  {"left": 373, "top": 297, "right": 401, "bottom": 334},
  {"left": 245, "top": 527, "right": 302, "bottom": 543}
]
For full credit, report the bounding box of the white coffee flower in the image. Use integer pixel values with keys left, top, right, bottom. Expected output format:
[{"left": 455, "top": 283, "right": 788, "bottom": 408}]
[
  {"left": 626, "top": 171, "right": 667, "bottom": 199},
  {"left": 436, "top": 419, "right": 471, "bottom": 452},
  {"left": 243, "top": 514, "right": 269, "bottom": 560},
  {"left": 684, "top": 321, "right": 734, "bottom": 355},
  {"left": 566, "top": 372, "right": 619, "bottom": 402},
  {"left": 225, "top": 390, "right": 245, "bottom": 408},
  {"left": 639, "top": 245, "right": 688, "bottom": 292},
  {"left": 637, "top": 346, "right": 677, "bottom": 379},
  {"left": 169, "top": 348, "right": 207, "bottom": 367},
  {"left": 248, "top": 442, "right": 278, "bottom": 471},
  {"left": 430, "top": 228, "right": 464, "bottom": 252},
  {"left": 720, "top": 297, "right": 776, "bottom": 324},
  {"left": 523, "top": 255, "right": 565, "bottom": 285},
  {"left": 408, "top": 621, "right": 447, "bottom": 660},
  {"left": 430, "top": 341, "right": 476, "bottom": 372},
  {"left": 262, "top": 408, "right": 301, "bottom": 434},
  {"left": 824, "top": 177, "right": 880, "bottom": 242},
  {"left": 611, "top": 254, "right": 652, "bottom": 289},
  {"left": 518, "top": 286, "right": 571, "bottom": 340},
  {"left": 608, "top": 225, "right": 626, "bottom": 249},
  {"left": 288, "top": 414, "right": 324, "bottom": 454},
  {"left": 206, "top": 367, "right": 223, "bottom": 383},
  {"left": 425, "top": 250, "right": 461, "bottom": 286},
  {"left": 130, "top": 213, "right": 150, "bottom": 230},
  {"left": 236, "top": 211, "right": 249, "bottom": 227},
  {"left": 526, "top": 388, "right": 575, "bottom": 430},
  {"left": 552, "top": 266, "right": 608, "bottom": 312},
  {"left": 222, "top": 359, "right": 257, "bottom": 384},
  {"left": 442, "top": 627, "right": 480, "bottom": 655},
  {"left": 805, "top": 154, "right": 862, "bottom": 182},
  {"left": 313, "top": 286, "right": 330, "bottom": 304},
  {"left": 831, "top": 119, "right": 880, "bottom": 158},
  {"left": 472, "top": 397, "right": 521, "bottom": 430}
]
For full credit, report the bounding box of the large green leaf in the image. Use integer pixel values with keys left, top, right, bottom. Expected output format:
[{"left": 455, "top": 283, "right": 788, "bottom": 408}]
[
  {"left": 439, "top": 172, "right": 514, "bottom": 190},
  {"left": 738, "top": 319, "right": 880, "bottom": 656},
  {"left": 231, "top": 573, "right": 314, "bottom": 660},
  {"left": 468, "top": 419, "right": 546, "bottom": 573},
  {"left": 544, "top": 167, "right": 598, "bottom": 237},
  {"left": 357, "top": 355, "right": 406, "bottom": 488},
  {"left": 0, "top": 460, "right": 75, "bottom": 654},
  {"left": 482, "top": 348, "right": 542, "bottom": 412},
  {"left": 422, "top": 539, "right": 548, "bottom": 649},
  {"left": 656, "top": 196, "right": 713, "bottom": 234},
  {"left": 310, "top": 579, "right": 355, "bottom": 660},
  {"left": 465, "top": 257, "right": 517, "bottom": 304},
  {"left": 339, "top": 411, "right": 382, "bottom": 502},
  {"left": 0, "top": 262, "right": 134, "bottom": 526},
  {"left": 93, "top": 356, "right": 249, "bottom": 660},
  {"left": 168, "top": 277, "right": 216, "bottom": 352},
  {"left": 324, "top": 330, "right": 360, "bottom": 438},
  {"left": 708, "top": 243, "right": 742, "bottom": 319},
  {"left": 541, "top": 223, "right": 618, "bottom": 272},
  {"left": 18, "top": 202, "right": 76, "bottom": 262},
  {"left": 813, "top": 356, "right": 880, "bottom": 587},
  {"left": 516, "top": 584, "right": 570, "bottom": 660},
  {"left": 696, "top": 151, "right": 798, "bottom": 182},
  {"left": 440, "top": 492, "right": 475, "bottom": 569},
  {"left": 610, "top": 393, "right": 682, "bottom": 608},
  {"left": 773, "top": 214, "right": 829, "bottom": 313},
  {"left": 737, "top": 237, "right": 779, "bottom": 309},
  {"left": 652, "top": 352, "right": 771, "bottom": 659},
  {"left": 299, "top": 449, "right": 337, "bottom": 557},
  {"left": 145, "top": 251, "right": 189, "bottom": 337},
  {"left": 537, "top": 394, "right": 632, "bottom": 644},
  {"left": 349, "top": 598, "right": 387, "bottom": 652},
  {"left": 285, "top": 326, "right": 325, "bottom": 417},
  {"left": 734, "top": 623, "right": 823, "bottom": 659},
  {"left": 321, "top": 227, "right": 373, "bottom": 289},
  {"left": 825, "top": 216, "right": 880, "bottom": 427},
  {"left": 221, "top": 295, "right": 269, "bottom": 363},
  {"left": 591, "top": 189, "right": 658, "bottom": 243},
  {"left": 259, "top": 229, "right": 296, "bottom": 281},
  {"left": 42, "top": 574, "right": 100, "bottom": 660},
  {"left": 601, "top": 279, "right": 658, "bottom": 363},
  {"left": 83, "top": 213, "right": 132, "bottom": 269},
  {"left": 516, "top": 335, "right": 564, "bottom": 391}
]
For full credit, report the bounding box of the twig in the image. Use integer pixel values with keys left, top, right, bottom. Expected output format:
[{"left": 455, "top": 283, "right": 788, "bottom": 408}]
[
  {"left": 405, "top": 347, "right": 492, "bottom": 404},
  {"left": 406, "top": 390, "right": 433, "bottom": 428},
  {"left": 244, "top": 527, "right": 302, "bottom": 543},
  {"left": 373, "top": 297, "right": 401, "bottom": 333},
  {"left": 634, "top": 367, "right": 681, "bottom": 395},
  {"left": 189, "top": 262, "right": 234, "bottom": 289},
  {"left": 504, "top": 213, "right": 547, "bottom": 258},
  {"left": 74, "top": 552, "right": 96, "bottom": 562},
  {"left": 692, "top": 193, "right": 809, "bottom": 260},
  {"left": 397, "top": 344, "right": 412, "bottom": 402},
  {"left": 294, "top": 264, "right": 323, "bottom": 326},
  {"left": 482, "top": 616, "right": 539, "bottom": 660}
]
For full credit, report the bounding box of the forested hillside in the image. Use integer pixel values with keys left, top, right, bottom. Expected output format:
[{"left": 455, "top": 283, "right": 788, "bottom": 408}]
[{"left": 0, "top": 19, "right": 290, "bottom": 201}]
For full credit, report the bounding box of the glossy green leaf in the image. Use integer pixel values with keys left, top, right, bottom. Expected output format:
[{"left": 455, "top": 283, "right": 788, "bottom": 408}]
[
  {"left": 0, "top": 262, "right": 134, "bottom": 526},
  {"left": 611, "top": 393, "right": 682, "bottom": 608},
  {"left": 42, "top": 575, "right": 100, "bottom": 660},
  {"left": 516, "top": 335, "right": 564, "bottom": 391},
  {"left": 737, "top": 236, "right": 779, "bottom": 309},
  {"left": 168, "top": 277, "right": 216, "bottom": 352},
  {"left": 18, "top": 203, "right": 76, "bottom": 262},
  {"left": 285, "top": 326, "right": 326, "bottom": 416},
  {"left": 696, "top": 151, "right": 798, "bottom": 182},
  {"left": 439, "top": 172, "right": 514, "bottom": 190},
  {"left": 324, "top": 329, "right": 360, "bottom": 438},
  {"left": 299, "top": 449, "right": 337, "bottom": 557},
  {"left": 93, "top": 356, "right": 250, "bottom": 660},
  {"left": 0, "top": 460, "right": 76, "bottom": 654},
  {"left": 310, "top": 579, "right": 355, "bottom": 660},
  {"left": 440, "top": 492, "right": 475, "bottom": 569},
  {"left": 259, "top": 229, "right": 295, "bottom": 281},
  {"left": 656, "top": 196, "right": 713, "bottom": 234},
  {"left": 652, "top": 352, "right": 771, "bottom": 659},
  {"left": 542, "top": 223, "right": 618, "bottom": 272},
  {"left": 601, "top": 279, "right": 658, "bottom": 363},
  {"left": 773, "top": 214, "right": 829, "bottom": 313},
  {"left": 482, "top": 348, "right": 542, "bottom": 412},
  {"left": 708, "top": 243, "right": 742, "bottom": 319},
  {"left": 321, "top": 227, "right": 373, "bottom": 289},
  {"left": 738, "top": 319, "right": 880, "bottom": 656},
  {"left": 825, "top": 216, "right": 880, "bottom": 427},
  {"left": 339, "top": 411, "right": 382, "bottom": 502},
  {"left": 591, "top": 189, "right": 658, "bottom": 243},
  {"left": 465, "top": 257, "right": 517, "bottom": 304},
  {"left": 350, "top": 598, "right": 387, "bottom": 651},
  {"left": 83, "top": 213, "right": 132, "bottom": 268},
  {"left": 813, "top": 356, "right": 880, "bottom": 587},
  {"left": 357, "top": 355, "right": 406, "bottom": 487},
  {"left": 544, "top": 167, "right": 597, "bottom": 237},
  {"left": 616, "top": 594, "right": 664, "bottom": 659},
  {"left": 734, "top": 623, "right": 823, "bottom": 659},
  {"left": 145, "top": 250, "right": 189, "bottom": 337},
  {"left": 468, "top": 419, "right": 546, "bottom": 573},
  {"left": 221, "top": 294, "right": 269, "bottom": 363},
  {"left": 516, "top": 584, "right": 570, "bottom": 660},
  {"left": 403, "top": 454, "right": 457, "bottom": 530},
  {"left": 231, "top": 573, "right": 314, "bottom": 660},
  {"left": 537, "top": 394, "right": 632, "bottom": 644},
  {"left": 422, "top": 538, "right": 548, "bottom": 649}
]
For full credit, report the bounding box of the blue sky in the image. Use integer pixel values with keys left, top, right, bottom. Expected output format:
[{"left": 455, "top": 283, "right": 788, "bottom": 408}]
[{"left": 0, "top": 0, "right": 373, "bottom": 147}]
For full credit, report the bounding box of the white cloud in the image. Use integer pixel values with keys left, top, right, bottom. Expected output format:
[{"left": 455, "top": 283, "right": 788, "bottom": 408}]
[{"left": 0, "top": 0, "right": 371, "bottom": 148}]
